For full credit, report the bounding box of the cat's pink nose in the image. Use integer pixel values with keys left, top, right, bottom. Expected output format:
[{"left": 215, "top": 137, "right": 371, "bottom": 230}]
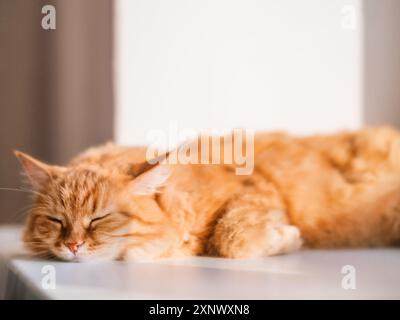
[{"left": 65, "top": 241, "right": 84, "bottom": 254}]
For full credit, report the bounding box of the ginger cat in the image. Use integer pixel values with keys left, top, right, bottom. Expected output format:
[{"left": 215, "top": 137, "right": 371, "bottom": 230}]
[{"left": 15, "top": 127, "right": 400, "bottom": 261}]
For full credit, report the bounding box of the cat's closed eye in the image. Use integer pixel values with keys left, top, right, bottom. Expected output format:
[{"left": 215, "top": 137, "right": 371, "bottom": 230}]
[
  {"left": 46, "top": 216, "right": 63, "bottom": 226},
  {"left": 89, "top": 213, "right": 112, "bottom": 228}
]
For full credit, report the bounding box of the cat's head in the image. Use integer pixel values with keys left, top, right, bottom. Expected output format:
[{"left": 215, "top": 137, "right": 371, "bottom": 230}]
[{"left": 15, "top": 151, "right": 170, "bottom": 262}]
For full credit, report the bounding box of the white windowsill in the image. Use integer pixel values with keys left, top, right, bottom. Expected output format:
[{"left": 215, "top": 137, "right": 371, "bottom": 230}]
[{"left": 1, "top": 225, "right": 399, "bottom": 299}]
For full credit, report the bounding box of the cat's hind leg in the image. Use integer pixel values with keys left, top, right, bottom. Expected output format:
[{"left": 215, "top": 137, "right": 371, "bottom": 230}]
[{"left": 207, "top": 194, "right": 302, "bottom": 258}]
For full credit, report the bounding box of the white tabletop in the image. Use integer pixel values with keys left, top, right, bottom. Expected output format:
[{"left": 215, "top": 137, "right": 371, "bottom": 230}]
[{"left": 0, "top": 225, "right": 399, "bottom": 299}]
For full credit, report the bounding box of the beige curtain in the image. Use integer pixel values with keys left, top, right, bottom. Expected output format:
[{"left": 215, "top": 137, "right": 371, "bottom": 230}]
[
  {"left": 0, "top": 0, "right": 114, "bottom": 223},
  {"left": 363, "top": 0, "right": 400, "bottom": 126}
]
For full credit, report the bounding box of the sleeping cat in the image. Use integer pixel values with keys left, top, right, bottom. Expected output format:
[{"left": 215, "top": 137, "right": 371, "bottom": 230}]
[{"left": 15, "top": 127, "right": 400, "bottom": 261}]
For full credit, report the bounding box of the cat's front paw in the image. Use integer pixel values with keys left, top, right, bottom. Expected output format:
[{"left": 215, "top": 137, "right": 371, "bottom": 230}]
[{"left": 264, "top": 224, "right": 303, "bottom": 256}]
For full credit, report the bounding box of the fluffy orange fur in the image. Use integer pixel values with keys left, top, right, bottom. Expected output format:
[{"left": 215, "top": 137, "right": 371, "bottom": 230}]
[{"left": 15, "top": 127, "right": 400, "bottom": 261}]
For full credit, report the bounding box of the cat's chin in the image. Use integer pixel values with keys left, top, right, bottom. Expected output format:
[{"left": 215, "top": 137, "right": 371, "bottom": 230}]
[
  {"left": 57, "top": 254, "right": 114, "bottom": 263},
  {"left": 67, "top": 250, "right": 121, "bottom": 262}
]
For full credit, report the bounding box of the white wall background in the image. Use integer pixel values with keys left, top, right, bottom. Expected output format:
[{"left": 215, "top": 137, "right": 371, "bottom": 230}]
[{"left": 115, "top": 0, "right": 364, "bottom": 145}]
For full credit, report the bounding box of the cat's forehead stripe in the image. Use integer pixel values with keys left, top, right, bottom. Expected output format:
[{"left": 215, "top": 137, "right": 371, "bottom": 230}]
[{"left": 54, "top": 169, "right": 108, "bottom": 215}]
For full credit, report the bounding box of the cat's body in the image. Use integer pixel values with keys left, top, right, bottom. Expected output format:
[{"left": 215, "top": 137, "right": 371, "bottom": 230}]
[{"left": 16, "top": 127, "right": 400, "bottom": 261}]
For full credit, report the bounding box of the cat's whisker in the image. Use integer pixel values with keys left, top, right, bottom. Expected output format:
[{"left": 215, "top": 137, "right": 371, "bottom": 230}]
[
  {"left": 34, "top": 252, "right": 55, "bottom": 259},
  {"left": 25, "top": 243, "right": 49, "bottom": 248},
  {"left": 10, "top": 203, "right": 49, "bottom": 221},
  {"left": 0, "top": 187, "right": 32, "bottom": 193},
  {"left": 104, "top": 233, "right": 136, "bottom": 238},
  {"left": 0, "top": 187, "right": 44, "bottom": 197},
  {"left": 11, "top": 204, "right": 38, "bottom": 220},
  {"left": 25, "top": 240, "right": 46, "bottom": 244}
]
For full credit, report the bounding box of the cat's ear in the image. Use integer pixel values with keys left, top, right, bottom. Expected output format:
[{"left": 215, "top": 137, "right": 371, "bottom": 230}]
[
  {"left": 14, "top": 151, "right": 64, "bottom": 189},
  {"left": 129, "top": 165, "right": 171, "bottom": 196},
  {"left": 128, "top": 151, "right": 171, "bottom": 177}
]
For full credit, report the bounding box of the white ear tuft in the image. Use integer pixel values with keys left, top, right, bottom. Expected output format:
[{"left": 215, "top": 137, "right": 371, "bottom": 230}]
[{"left": 130, "top": 165, "right": 171, "bottom": 196}]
